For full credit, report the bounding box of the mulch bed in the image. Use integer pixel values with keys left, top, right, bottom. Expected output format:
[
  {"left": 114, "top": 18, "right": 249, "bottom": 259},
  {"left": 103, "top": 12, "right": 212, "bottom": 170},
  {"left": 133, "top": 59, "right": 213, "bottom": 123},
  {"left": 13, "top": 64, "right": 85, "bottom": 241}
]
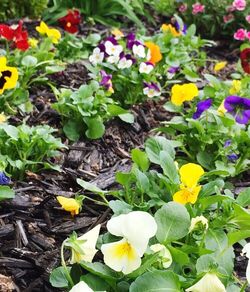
[{"left": 0, "top": 20, "right": 249, "bottom": 291}]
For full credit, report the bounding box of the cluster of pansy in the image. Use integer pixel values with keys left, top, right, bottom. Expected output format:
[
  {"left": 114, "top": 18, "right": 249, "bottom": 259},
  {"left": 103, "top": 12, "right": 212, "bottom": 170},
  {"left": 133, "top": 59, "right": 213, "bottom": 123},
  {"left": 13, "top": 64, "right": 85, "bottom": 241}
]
[{"left": 88, "top": 31, "right": 162, "bottom": 98}]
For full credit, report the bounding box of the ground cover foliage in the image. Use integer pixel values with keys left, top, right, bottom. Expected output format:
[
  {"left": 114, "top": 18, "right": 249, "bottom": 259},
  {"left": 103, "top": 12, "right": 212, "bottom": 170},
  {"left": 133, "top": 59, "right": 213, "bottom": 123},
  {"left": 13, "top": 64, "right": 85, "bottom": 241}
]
[{"left": 0, "top": 1, "right": 249, "bottom": 291}]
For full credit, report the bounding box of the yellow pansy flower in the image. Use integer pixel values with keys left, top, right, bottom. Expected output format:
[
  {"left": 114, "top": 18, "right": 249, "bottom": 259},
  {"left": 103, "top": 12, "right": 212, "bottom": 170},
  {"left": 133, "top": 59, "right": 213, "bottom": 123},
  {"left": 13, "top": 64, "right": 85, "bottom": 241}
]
[
  {"left": 36, "top": 21, "right": 61, "bottom": 44},
  {"left": 186, "top": 273, "right": 226, "bottom": 292},
  {"left": 229, "top": 80, "right": 241, "bottom": 95},
  {"left": 173, "top": 163, "right": 204, "bottom": 205},
  {"left": 171, "top": 83, "right": 199, "bottom": 106},
  {"left": 111, "top": 28, "right": 124, "bottom": 39},
  {"left": 217, "top": 100, "right": 227, "bottom": 116},
  {"left": 0, "top": 113, "right": 6, "bottom": 123},
  {"left": 161, "top": 24, "right": 181, "bottom": 37},
  {"left": 214, "top": 61, "right": 227, "bottom": 72},
  {"left": 0, "top": 57, "right": 18, "bottom": 95},
  {"left": 28, "top": 38, "right": 38, "bottom": 48},
  {"left": 144, "top": 41, "right": 162, "bottom": 65},
  {"left": 57, "top": 196, "right": 82, "bottom": 216}
]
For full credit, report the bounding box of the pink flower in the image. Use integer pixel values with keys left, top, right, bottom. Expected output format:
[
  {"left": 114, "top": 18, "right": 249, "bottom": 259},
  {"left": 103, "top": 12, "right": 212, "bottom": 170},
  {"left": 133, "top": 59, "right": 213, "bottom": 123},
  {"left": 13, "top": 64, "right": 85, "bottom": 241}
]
[
  {"left": 179, "top": 3, "right": 188, "bottom": 13},
  {"left": 246, "top": 31, "right": 250, "bottom": 40},
  {"left": 234, "top": 28, "right": 247, "bottom": 40},
  {"left": 192, "top": 3, "right": 205, "bottom": 15},
  {"left": 232, "top": 0, "right": 246, "bottom": 11},
  {"left": 246, "top": 15, "right": 250, "bottom": 23},
  {"left": 223, "top": 14, "right": 235, "bottom": 23}
]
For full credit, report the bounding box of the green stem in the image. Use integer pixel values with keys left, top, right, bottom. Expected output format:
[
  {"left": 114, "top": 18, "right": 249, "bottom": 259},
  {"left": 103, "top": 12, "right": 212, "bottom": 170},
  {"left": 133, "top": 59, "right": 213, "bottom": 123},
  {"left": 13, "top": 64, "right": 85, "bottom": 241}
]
[
  {"left": 61, "top": 240, "right": 74, "bottom": 288},
  {"left": 240, "top": 281, "right": 248, "bottom": 292},
  {"left": 84, "top": 195, "right": 109, "bottom": 206}
]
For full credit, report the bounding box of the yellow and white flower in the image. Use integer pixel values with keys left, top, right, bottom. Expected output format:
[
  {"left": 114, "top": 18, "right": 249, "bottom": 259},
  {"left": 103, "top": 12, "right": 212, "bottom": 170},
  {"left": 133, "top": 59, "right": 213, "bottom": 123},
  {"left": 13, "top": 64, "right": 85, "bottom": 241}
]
[
  {"left": 150, "top": 243, "right": 172, "bottom": 269},
  {"left": 186, "top": 273, "right": 226, "bottom": 292},
  {"left": 89, "top": 48, "right": 104, "bottom": 65},
  {"left": 139, "top": 62, "right": 154, "bottom": 74},
  {"left": 132, "top": 44, "right": 146, "bottom": 58},
  {"left": 189, "top": 215, "right": 208, "bottom": 233},
  {"left": 70, "top": 224, "right": 101, "bottom": 264},
  {"left": 101, "top": 211, "right": 157, "bottom": 274},
  {"left": 69, "top": 281, "right": 94, "bottom": 292},
  {"left": 104, "top": 41, "right": 123, "bottom": 57}
]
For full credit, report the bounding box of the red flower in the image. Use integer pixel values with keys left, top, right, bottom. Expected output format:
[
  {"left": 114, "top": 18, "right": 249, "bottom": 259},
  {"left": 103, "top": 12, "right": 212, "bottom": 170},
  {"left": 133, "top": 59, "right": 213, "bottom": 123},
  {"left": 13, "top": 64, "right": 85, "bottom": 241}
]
[
  {"left": 0, "top": 21, "right": 29, "bottom": 51},
  {"left": 240, "top": 48, "right": 250, "bottom": 74},
  {"left": 58, "top": 9, "right": 81, "bottom": 33}
]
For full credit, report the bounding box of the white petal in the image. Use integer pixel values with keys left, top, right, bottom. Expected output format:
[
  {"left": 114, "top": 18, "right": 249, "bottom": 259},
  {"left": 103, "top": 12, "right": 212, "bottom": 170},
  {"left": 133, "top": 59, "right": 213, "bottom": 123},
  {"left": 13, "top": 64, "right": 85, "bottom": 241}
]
[
  {"left": 69, "top": 281, "right": 94, "bottom": 292},
  {"left": 150, "top": 244, "right": 172, "bottom": 269},
  {"left": 71, "top": 225, "right": 100, "bottom": 264},
  {"left": 186, "top": 273, "right": 226, "bottom": 292},
  {"left": 93, "top": 47, "right": 101, "bottom": 54},
  {"left": 101, "top": 239, "right": 141, "bottom": 274},
  {"left": 246, "top": 260, "right": 250, "bottom": 283},
  {"left": 107, "top": 214, "right": 127, "bottom": 237},
  {"left": 104, "top": 41, "right": 114, "bottom": 55},
  {"left": 242, "top": 243, "right": 250, "bottom": 258}
]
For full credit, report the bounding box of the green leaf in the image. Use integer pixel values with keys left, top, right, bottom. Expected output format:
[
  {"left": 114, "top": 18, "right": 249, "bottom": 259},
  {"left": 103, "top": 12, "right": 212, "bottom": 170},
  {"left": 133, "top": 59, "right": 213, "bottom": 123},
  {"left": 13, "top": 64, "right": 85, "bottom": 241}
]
[
  {"left": 77, "top": 178, "right": 107, "bottom": 195},
  {"left": 159, "top": 151, "right": 179, "bottom": 184},
  {"left": 155, "top": 202, "right": 190, "bottom": 243},
  {"left": 134, "top": 168, "right": 149, "bottom": 193},
  {"left": 168, "top": 245, "right": 189, "bottom": 266},
  {"left": 227, "top": 230, "right": 250, "bottom": 246},
  {"left": 199, "top": 195, "right": 232, "bottom": 210},
  {"left": 130, "top": 270, "right": 180, "bottom": 292},
  {"left": 80, "top": 274, "right": 110, "bottom": 291},
  {"left": 63, "top": 120, "right": 81, "bottom": 141},
  {"left": 109, "top": 200, "right": 132, "bottom": 215},
  {"left": 49, "top": 266, "right": 70, "bottom": 288},
  {"left": 235, "top": 188, "right": 250, "bottom": 207},
  {"left": 85, "top": 117, "right": 105, "bottom": 139},
  {"left": 196, "top": 255, "right": 217, "bottom": 274},
  {"left": 205, "top": 229, "right": 228, "bottom": 254},
  {"left": 119, "top": 112, "right": 134, "bottom": 123},
  {"left": 0, "top": 186, "right": 15, "bottom": 201},
  {"left": 163, "top": 102, "right": 181, "bottom": 113},
  {"left": 21, "top": 55, "right": 38, "bottom": 67},
  {"left": 131, "top": 148, "right": 149, "bottom": 172},
  {"left": 0, "top": 124, "right": 18, "bottom": 140},
  {"left": 80, "top": 261, "right": 120, "bottom": 281}
]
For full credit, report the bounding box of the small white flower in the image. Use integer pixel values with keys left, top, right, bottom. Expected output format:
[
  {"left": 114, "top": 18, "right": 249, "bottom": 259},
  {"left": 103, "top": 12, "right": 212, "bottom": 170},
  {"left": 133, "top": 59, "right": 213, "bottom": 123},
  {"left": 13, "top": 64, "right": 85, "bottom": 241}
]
[
  {"left": 189, "top": 216, "right": 208, "bottom": 233},
  {"left": 118, "top": 57, "right": 133, "bottom": 69},
  {"left": 107, "top": 55, "right": 120, "bottom": 64},
  {"left": 139, "top": 62, "right": 154, "bottom": 74},
  {"left": 186, "top": 273, "right": 226, "bottom": 292},
  {"left": 70, "top": 224, "right": 101, "bottom": 264},
  {"left": 69, "top": 281, "right": 94, "bottom": 292},
  {"left": 105, "top": 41, "right": 123, "bottom": 56},
  {"left": 242, "top": 243, "right": 250, "bottom": 283},
  {"left": 89, "top": 48, "right": 104, "bottom": 65},
  {"left": 132, "top": 44, "right": 145, "bottom": 58},
  {"left": 101, "top": 211, "right": 157, "bottom": 275},
  {"left": 150, "top": 244, "right": 172, "bottom": 269},
  {"left": 143, "top": 86, "right": 161, "bottom": 98}
]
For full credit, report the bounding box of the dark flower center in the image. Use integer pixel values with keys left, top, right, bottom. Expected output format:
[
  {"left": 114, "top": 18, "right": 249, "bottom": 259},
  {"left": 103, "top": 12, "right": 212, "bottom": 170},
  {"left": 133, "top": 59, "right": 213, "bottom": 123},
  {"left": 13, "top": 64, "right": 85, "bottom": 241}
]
[{"left": 0, "top": 70, "right": 11, "bottom": 89}]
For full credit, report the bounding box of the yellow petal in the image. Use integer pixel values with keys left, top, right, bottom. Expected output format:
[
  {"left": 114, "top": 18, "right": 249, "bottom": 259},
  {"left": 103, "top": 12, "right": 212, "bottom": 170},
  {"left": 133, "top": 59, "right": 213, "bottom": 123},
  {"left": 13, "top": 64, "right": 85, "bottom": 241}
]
[
  {"left": 0, "top": 113, "right": 6, "bottom": 123},
  {"left": 111, "top": 28, "right": 124, "bottom": 39},
  {"left": 229, "top": 80, "right": 241, "bottom": 95},
  {"left": 217, "top": 100, "right": 227, "bottom": 116},
  {"left": 171, "top": 83, "right": 198, "bottom": 106},
  {"left": 57, "top": 196, "right": 80, "bottom": 216},
  {"left": 173, "top": 186, "right": 201, "bottom": 205},
  {"left": 36, "top": 21, "right": 48, "bottom": 35},
  {"left": 161, "top": 24, "right": 181, "bottom": 37},
  {"left": 28, "top": 38, "right": 38, "bottom": 48},
  {"left": 47, "top": 28, "right": 61, "bottom": 44},
  {"left": 214, "top": 61, "right": 227, "bottom": 72},
  {"left": 0, "top": 56, "right": 7, "bottom": 67},
  {"left": 179, "top": 163, "right": 204, "bottom": 188}
]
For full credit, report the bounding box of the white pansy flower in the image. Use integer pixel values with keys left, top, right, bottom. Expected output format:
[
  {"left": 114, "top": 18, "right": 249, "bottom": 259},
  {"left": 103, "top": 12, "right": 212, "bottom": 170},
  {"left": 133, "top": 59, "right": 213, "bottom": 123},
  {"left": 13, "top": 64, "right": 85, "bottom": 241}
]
[
  {"left": 101, "top": 211, "right": 157, "bottom": 275},
  {"left": 132, "top": 44, "right": 145, "bottom": 58},
  {"left": 139, "top": 62, "right": 154, "bottom": 74},
  {"left": 150, "top": 244, "right": 172, "bottom": 268},
  {"left": 186, "top": 273, "right": 226, "bottom": 292},
  {"left": 242, "top": 243, "right": 250, "bottom": 283},
  {"left": 118, "top": 57, "right": 133, "bottom": 69},
  {"left": 189, "top": 216, "right": 208, "bottom": 233},
  {"left": 69, "top": 281, "right": 94, "bottom": 292},
  {"left": 107, "top": 55, "right": 119, "bottom": 64},
  {"left": 143, "top": 83, "right": 161, "bottom": 98},
  {"left": 70, "top": 224, "right": 100, "bottom": 264},
  {"left": 105, "top": 41, "right": 123, "bottom": 56},
  {"left": 89, "top": 48, "right": 104, "bottom": 65}
]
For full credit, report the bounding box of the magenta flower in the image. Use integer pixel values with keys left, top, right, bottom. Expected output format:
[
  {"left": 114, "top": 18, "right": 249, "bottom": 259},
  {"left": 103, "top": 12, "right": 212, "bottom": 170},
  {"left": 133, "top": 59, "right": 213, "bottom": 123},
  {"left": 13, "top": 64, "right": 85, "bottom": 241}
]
[
  {"left": 223, "top": 14, "right": 234, "bottom": 23},
  {"left": 246, "top": 15, "right": 250, "bottom": 23},
  {"left": 226, "top": 5, "right": 236, "bottom": 12},
  {"left": 232, "top": 0, "right": 246, "bottom": 11},
  {"left": 224, "top": 95, "right": 250, "bottom": 124},
  {"left": 193, "top": 98, "right": 213, "bottom": 119},
  {"left": 179, "top": 3, "right": 187, "bottom": 13},
  {"left": 234, "top": 28, "right": 247, "bottom": 40},
  {"left": 192, "top": 3, "right": 205, "bottom": 15}
]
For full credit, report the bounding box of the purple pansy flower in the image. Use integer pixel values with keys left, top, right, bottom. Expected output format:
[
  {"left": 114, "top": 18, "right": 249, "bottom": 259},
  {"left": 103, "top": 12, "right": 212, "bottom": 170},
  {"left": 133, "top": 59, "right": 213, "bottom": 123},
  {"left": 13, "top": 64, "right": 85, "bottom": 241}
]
[
  {"left": 143, "top": 82, "right": 161, "bottom": 97},
  {"left": 0, "top": 172, "right": 10, "bottom": 185},
  {"left": 193, "top": 98, "right": 213, "bottom": 119},
  {"left": 227, "top": 153, "right": 238, "bottom": 162},
  {"left": 175, "top": 22, "right": 187, "bottom": 34},
  {"left": 100, "top": 70, "right": 113, "bottom": 92},
  {"left": 224, "top": 96, "right": 250, "bottom": 124},
  {"left": 224, "top": 140, "right": 231, "bottom": 147},
  {"left": 168, "top": 66, "right": 179, "bottom": 74},
  {"left": 126, "top": 33, "right": 136, "bottom": 49}
]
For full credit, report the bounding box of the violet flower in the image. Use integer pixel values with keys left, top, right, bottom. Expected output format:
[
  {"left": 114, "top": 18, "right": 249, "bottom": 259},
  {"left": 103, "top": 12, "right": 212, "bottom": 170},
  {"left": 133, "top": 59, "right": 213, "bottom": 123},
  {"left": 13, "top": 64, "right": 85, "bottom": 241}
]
[
  {"left": 224, "top": 95, "right": 250, "bottom": 124},
  {"left": 100, "top": 70, "right": 113, "bottom": 92},
  {"left": 224, "top": 140, "right": 231, "bottom": 147},
  {"left": 175, "top": 22, "right": 187, "bottom": 34},
  {"left": 193, "top": 98, "right": 213, "bottom": 119},
  {"left": 227, "top": 153, "right": 238, "bottom": 162},
  {"left": 143, "top": 82, "right": 161, "bottom": 98},
  {"left": 168, "top": 66, "right": 179, "bottom": 74},
  {"left": 0, "top": 172, "right": 10, "bottom": 185}
]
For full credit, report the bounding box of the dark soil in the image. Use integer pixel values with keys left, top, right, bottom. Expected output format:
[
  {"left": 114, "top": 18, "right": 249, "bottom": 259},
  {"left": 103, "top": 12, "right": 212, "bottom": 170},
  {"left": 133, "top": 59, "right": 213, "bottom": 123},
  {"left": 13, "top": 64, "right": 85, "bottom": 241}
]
[{"left": 0, "top": 20, "right": 249, "bottom": 292}]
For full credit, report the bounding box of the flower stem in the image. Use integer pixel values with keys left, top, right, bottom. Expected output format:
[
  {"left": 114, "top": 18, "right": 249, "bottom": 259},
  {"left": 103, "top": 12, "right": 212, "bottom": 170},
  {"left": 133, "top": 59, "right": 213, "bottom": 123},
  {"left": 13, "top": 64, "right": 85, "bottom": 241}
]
[{"left": 61, "top": 239, "right": 74, "bottom": 288}]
